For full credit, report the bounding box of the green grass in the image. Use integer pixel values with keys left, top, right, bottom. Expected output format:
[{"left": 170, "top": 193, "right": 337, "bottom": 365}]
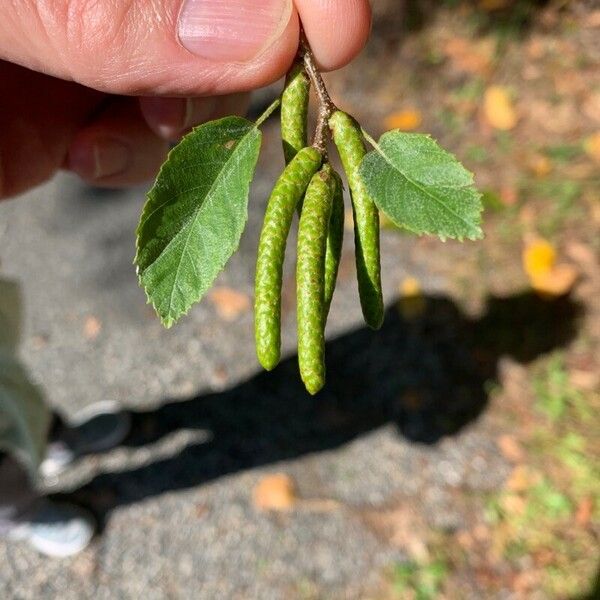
[
  {"left": 453, "top": 79, "right": 485, "bottom": 103},
  {"left": 391, "top": 559, "right": 449, "bottom": 600},
  {"left": 533, "top": 353, "right": 586, "bottom": 422},
  {"left": 495, "top": 131, "right": 514, "bottom": 155},
  {"left": 516, "top": 178, "right": 583, "bottom": 237},
  {"left": 464, "top": 145, "right": 491, "bottom": 165},
  {"left": 542, "top": 143, "right": 584, "bottom": 163}
]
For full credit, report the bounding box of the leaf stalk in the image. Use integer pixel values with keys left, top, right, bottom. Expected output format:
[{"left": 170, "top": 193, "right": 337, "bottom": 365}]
[{"left": 255, "top": 97, "right": 282, "bottom": 128}]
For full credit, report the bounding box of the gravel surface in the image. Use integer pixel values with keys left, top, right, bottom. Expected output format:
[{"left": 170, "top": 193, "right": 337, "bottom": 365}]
[{"left": 0, "top": 119, "right": 577, "bottom": 599}]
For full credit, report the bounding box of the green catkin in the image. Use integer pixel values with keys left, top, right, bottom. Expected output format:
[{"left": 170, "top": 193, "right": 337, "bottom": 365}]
[
  {"left": 255, "top": 146, "right": 322, "bottom": 371},
  {"left": 281, "top": 61, "right": 310, "bottom": 165},
  {"left": 323, "top": 170, "right": 344, "bottom": 317},
  {"left": 329, "top": 111, "right": 384, "bottom": 330},
  {"left": 296, "top": 164, "right": 335, "bottom": 395}
]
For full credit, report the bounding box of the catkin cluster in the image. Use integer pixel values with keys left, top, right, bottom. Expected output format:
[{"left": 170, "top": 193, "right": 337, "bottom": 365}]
[{"left": 255, "top": 60, "right": 384, "bottom": 394}]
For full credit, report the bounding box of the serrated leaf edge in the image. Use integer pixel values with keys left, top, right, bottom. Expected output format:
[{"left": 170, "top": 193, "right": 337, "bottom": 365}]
[
  {"left": 134, "top": 117, "right": 261, "bottom": 328},
  {"left": 362, "top": 130, "right": 484, "bottom": 242}
]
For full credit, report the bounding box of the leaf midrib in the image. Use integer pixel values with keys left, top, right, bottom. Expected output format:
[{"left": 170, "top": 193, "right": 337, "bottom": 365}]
[{"left": 374, "top": 137, "right": 479, "bottom": 235}]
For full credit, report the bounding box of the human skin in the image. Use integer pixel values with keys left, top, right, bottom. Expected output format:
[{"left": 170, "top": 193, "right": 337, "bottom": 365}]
[{"left": 0, "top": 0, "right": 372, "bottom": 199}]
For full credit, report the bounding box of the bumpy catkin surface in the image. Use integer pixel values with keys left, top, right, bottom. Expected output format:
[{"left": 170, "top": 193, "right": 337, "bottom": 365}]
[
  {"left": 297, "top": 164, "right": 335, "bottom": 394},
  {"left": 329, "top": 111, "right": 383, "bottom": 330},
  {"left": 255, "top": 146, "right": 322, "bottom": 370},
  {"left": 281, "top": 61, "right": 310, "bottom": 165}
]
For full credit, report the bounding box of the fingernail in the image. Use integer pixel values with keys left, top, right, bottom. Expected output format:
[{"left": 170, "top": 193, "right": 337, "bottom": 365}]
[
  {"left": 69, "top": 138, "right": 130, "bottom": 180},
  {"left": 177, "top": 0, "right": 290, "bottom": 63},
  {"left": 93, "top": 139, "right": 130, "bottom": 178},
  {"left": 140, "top": 98, "right": 188, "bottom": 139},
  {"left": 140, "top": 97, "right": 216, "bottom": 139}
]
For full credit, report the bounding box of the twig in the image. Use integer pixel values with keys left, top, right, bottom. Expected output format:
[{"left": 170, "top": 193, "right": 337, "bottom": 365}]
[{"left": 299, "top": 29, "right": 336, "bottom": 155}]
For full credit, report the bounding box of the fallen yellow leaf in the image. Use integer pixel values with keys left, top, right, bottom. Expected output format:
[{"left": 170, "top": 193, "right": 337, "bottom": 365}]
[
  {"left": 527, "top": 154, "right": 552, "bottom": 178},
  {"left": 400, "top": 277, "right": 422, "bottom": 297},
  {"left": 501, "top": 493, "right": 526, "bottom": 515},
  {"left": 384, "top": 109, "right": 423, "bottom": 131},
  {"left": 483, "top": 85, "right": 518, "bottom": 130},
  {"left": 584, "top": 132, "right": 600, "bottom": 163},
  {"left": 530, "top": 264, "right": 579, "bottom": 297},
  {"left": 522, "top": 239, "right": 579, "bottom": 297},
  {"left": 253, "top": 474, "right": 297, "bottom": 511},
  {"left": 523, "top": 238, "right": 556, "bottom": 280}
]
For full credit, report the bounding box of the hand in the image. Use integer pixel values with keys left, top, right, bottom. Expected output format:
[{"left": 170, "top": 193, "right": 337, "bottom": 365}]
[{"left": 0, "top": 0, "right": 371, "bottom": 199}]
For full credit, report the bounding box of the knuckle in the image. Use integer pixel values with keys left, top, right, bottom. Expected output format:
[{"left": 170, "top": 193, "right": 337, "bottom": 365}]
[
  {"left": 62, "top": 0, "right": 133, "bottom": 71},
  {"left": 52, "top": 0, "right": 165, "bottom": 90}
]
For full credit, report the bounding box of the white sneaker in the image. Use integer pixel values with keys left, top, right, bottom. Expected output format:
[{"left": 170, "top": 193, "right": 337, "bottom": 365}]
[
  {"left": 40, "top": 400, "right": 131, "bottom": 478},
  {"left": 6, "top": 500, "right": 94, "bottom": 558}
]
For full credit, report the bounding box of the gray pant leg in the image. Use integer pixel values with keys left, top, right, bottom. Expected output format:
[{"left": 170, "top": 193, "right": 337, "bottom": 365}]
[{"left": 0, "top": 453, "right": 40, "bottom": 534}]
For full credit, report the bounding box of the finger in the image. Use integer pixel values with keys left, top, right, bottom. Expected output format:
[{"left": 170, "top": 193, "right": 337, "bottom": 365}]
[
  {"left": 0, "top": 1, "right": 299, "bottom": 96},
  {"left": 66, "top": 99, "right": 169, "bottom": 188},
  {"left": 139, "top": 93, "right": 251, "bottom": 141},
  {"left": 0, "top": 60, "right": 104, "bottom": 199},
  {"left": 294, "top": 0, "right": 372, "bottom": 71}
]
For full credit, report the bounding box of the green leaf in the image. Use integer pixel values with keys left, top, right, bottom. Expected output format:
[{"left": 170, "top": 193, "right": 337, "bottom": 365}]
[
  {"left": 358, "top": 131, "right": 483, "bottom": 241},
  {"left": 135, "top": 117, "right": 262, "bottom": 327}
]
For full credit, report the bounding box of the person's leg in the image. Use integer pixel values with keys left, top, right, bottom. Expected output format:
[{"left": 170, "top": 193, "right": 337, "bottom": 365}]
[
  {"left": 41, "top": 401, "right": 131, "bottom": 478},
  {"left": 0, "top": 452, "right": 39, "bottom": 534},
  {"left": 0, "top": 452, "right": 95, "bottom": 557}
]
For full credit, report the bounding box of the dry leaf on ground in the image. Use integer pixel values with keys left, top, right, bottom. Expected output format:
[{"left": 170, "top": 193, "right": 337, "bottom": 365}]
[
  {"left": 506, "top": 465, "right": 539, "bottom": 493},
  {"left": 208, "top": 286, "right": 251, "bottom": 321},
  {"left": 523, "top": 239, "right": 579, "bottom": 297},
  {"left": 497, "top": 434, "right": 525, "bottom": 463},
  {"left": 523, "top": 239, "right": 557, "bottom": 278},
  {"left": 253, "top": 473, "right": 297, "bottom": 511},
  {"left": 483, "top": 85, "right": 518, "bottom": 130},
  {"left": 362, "top": 506, "right": 430, "bottom": 561},
  {"left": 575, "top": 497, "right": 594, "bottom": 526},
  {"left": 501, "top": 493, "right": 527, "bottom": 515},
  {"left": 384, "top": 109, "right": 423, "bottom": 131},
  {"left": 584, "top": 132, "right": 600, "bottom": 163},
  {"left": 500, "top": 184, "right": 519, "bottom": 207},
  {"left": 83, "top": 316, "right": 102, "bottom": 340},
  {"left": 531, "top": 264, "right": 579, "bottom": 297},
  {"left": 527, "top": 154, "right": 552, "bottom": 178},
  {"left": 443, "top": 37, "right": 496, "bottom": 76}
]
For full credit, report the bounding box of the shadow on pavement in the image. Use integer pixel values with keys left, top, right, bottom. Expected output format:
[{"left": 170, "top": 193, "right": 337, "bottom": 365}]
[{"left": 60, "top": 291, "right": 580, "bottom": 528}]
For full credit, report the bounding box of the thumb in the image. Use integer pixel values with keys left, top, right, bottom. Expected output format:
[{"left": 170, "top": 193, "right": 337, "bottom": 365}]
[{"left": 0, "top": 0, "right": 298, "bottom": 96}]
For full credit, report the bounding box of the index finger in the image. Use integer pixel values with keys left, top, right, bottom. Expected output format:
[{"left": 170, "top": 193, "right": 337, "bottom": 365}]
[{"left": 294, "top": 0, "right": 372, "bottom": 71}]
